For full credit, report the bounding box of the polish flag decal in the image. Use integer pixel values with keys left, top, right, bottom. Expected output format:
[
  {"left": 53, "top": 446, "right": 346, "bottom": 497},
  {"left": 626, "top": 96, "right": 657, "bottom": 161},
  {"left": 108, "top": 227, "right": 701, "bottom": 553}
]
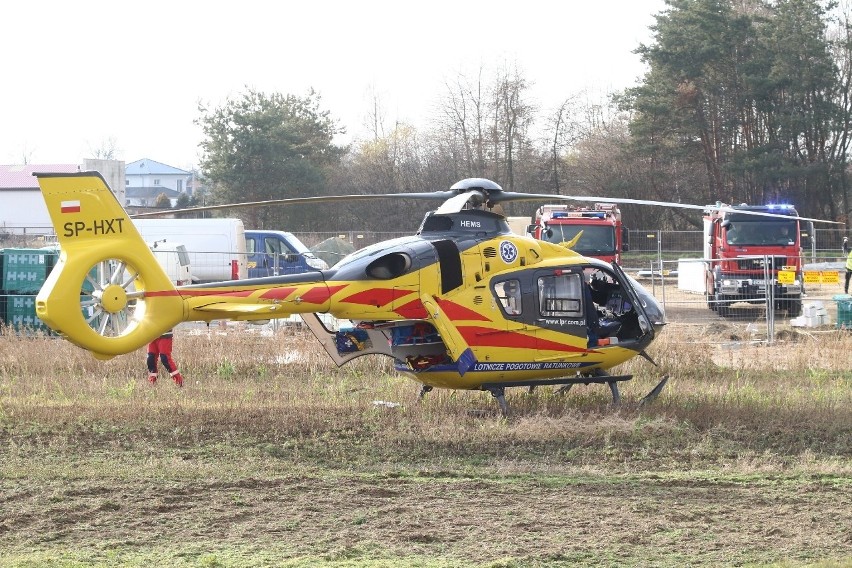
[{"left": 60, "top": 200, "right": 81, "bottom": 213}]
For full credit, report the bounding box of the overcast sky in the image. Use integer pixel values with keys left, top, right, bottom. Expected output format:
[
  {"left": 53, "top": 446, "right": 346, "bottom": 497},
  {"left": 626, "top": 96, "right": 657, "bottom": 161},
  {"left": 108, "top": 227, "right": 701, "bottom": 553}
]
[{"left": 2, "top": 0, "right": 667, "bottom": 171}]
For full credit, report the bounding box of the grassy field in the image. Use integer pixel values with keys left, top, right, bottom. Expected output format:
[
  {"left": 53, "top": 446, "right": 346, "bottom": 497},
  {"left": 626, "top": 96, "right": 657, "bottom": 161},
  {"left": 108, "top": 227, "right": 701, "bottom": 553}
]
[{"left": 0, "top": 322, "right": 850, "bottom": 567}]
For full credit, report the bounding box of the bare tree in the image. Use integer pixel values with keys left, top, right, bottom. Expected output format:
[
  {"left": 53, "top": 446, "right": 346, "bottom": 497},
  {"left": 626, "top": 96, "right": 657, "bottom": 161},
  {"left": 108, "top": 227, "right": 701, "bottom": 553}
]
[
  {"left": 433, "top": 64, "right": 535, "bottom": 190},
  {"left": 490, "top": 63, "right": 536, "bottom": 191},
  {"left": 542, "top": 93, "right": 583, "bottom": 193},
  {"left": 362, "top": 85, "right": 387, "bottom": 141},
  {"left": 87, "top": 137, "right": 120, "bottom": 160},
  {"left": 438, "top": 68, "right": 488, "bottom": 177},
  {"left": 16, "top": 142, "right": 36, "bottom": 165}
]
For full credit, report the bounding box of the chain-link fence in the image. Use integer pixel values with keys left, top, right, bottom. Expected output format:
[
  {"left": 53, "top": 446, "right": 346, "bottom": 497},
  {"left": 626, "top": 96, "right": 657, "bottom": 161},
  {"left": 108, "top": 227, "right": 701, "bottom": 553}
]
[
  {"left": 622, "top": 228, "right": 849, "bottom": 267},
  {"left": 635, "top": 254, "right": 847, "bottom": 344},
  {"left": 611, "top": 229, "right": 848, "bottom": 343}
]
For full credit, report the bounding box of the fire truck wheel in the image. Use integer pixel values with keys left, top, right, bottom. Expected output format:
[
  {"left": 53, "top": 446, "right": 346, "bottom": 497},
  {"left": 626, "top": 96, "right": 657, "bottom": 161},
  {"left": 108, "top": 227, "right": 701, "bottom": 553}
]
[
  {"left": 786, "top": 298, "right": 802, "bottom": 317},
  {"left": 715, "top": 292, "right": 731, "bottom": 317},
  {"left": 706, "top": 293, "right": 717, "bottom": 311}
]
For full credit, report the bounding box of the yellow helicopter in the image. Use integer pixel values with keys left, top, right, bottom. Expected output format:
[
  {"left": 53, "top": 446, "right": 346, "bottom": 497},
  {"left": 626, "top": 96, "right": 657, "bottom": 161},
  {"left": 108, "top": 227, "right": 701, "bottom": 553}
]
[{"left": 33, "top": 171, "right": 678, "bottom": 413}]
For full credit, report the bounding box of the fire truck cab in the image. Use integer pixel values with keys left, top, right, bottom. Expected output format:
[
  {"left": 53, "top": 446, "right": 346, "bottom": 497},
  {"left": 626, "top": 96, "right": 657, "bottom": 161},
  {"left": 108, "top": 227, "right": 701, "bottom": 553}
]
[
  {"left": 704, "top": 203, "right": 811, "bottom": 317},
  {"left": 528, "top": 203, "right": 628, "bottom": 264}
]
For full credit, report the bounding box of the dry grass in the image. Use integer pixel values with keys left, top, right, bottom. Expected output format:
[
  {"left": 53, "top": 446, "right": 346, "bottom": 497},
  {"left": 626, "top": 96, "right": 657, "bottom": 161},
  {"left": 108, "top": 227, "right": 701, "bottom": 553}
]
[
  {"left": 0, "top": 322, "right": 850, "bottom": 566},
  {"left": 1, "top": 321, "right": 850, "bottom": 467}
]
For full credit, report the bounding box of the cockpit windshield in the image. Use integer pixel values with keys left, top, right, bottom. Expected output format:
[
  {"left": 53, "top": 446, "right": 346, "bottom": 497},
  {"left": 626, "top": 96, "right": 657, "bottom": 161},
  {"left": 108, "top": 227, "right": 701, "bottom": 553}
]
[
  {"left": 725, "top": 220, "right": 797, "bottom": 246},
  {"left": 542, "top": 224, "right": 615, "bottom": 254}
]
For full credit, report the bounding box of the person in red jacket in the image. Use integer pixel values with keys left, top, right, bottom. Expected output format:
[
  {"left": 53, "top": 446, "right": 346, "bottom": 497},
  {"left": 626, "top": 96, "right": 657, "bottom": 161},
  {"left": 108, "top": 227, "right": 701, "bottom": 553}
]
[{"left": 147, "top": 329, "right": 183, "bottom": 387}]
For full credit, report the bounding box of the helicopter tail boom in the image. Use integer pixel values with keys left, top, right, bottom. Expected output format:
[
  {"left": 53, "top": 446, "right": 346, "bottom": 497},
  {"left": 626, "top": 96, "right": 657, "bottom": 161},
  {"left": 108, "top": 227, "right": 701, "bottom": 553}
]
[{"left": 34, "top": 172, "right": 185, "bottom": 359}]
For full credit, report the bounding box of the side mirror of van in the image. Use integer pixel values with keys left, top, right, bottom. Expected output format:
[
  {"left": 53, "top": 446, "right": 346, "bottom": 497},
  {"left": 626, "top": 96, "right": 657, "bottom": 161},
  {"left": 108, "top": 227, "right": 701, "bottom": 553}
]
[{"left": 284, "top": 253, "right": 300, "bottom": 264}]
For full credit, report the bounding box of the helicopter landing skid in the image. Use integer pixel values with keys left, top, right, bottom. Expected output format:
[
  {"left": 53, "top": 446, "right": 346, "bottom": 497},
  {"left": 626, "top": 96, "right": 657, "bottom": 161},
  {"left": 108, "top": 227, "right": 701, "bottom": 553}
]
[
  {"left": 480, "top": 374, "right": 634, "bottom": 415},
  {"left": 639, "top": 375, "right": 669, "bottom": 407},
  {"left": 418, "top": 384, "right": 433, "bottom": 399}
]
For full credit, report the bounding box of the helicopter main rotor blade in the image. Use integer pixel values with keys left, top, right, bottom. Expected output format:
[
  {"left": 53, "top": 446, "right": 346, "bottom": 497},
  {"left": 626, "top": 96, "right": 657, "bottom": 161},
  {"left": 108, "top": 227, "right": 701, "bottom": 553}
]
[
  {"left": 130, "top": 173, "right": 842, "bottom": 225},
  {"left": 131, "top": 191, "right": 458, "bottom": 218},
  {"left": 490, "top": 191, "right": 706, "bottom": 209},
  {"left": 490, "top": 191, "right": 842, "bottom": 224}
]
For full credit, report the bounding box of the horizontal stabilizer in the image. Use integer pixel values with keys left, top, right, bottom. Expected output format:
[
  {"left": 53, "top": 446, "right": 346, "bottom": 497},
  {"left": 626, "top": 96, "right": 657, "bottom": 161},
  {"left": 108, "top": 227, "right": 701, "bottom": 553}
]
[{"left": 193, "top": 303, "right": 287, "bottom": 315}]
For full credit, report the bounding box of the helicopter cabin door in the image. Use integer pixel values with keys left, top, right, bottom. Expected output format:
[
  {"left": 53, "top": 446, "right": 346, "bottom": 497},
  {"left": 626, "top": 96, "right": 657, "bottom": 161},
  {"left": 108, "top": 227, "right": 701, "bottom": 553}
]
[
  {"left": 609, "top": 261, "right": 655, "bottom": 339},
  {"left": 533, "top": 268, "right": 592, "bottom": 358}
]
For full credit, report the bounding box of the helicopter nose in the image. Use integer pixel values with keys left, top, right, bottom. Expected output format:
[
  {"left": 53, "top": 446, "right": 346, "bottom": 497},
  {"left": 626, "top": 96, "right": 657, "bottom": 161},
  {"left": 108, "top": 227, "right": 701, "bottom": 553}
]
[{"left": 634, "top": 285, "right": 666, "bottom": 332}]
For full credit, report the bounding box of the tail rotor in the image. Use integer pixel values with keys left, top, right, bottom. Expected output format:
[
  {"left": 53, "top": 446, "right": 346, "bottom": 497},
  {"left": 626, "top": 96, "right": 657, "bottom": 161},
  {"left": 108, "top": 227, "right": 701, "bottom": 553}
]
[{"left": 81, "top": 257, "right": 145, "bottom": 338}]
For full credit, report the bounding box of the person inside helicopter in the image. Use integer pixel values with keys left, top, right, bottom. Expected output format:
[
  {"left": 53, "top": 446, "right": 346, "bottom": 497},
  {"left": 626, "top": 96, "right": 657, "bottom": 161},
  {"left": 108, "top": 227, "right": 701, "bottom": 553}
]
[
  {"left": 502, "top": 279, "right": 522, "bottom": 315},
  {"left": 585, "top": 269, "right": 630, "bottom": 345}
]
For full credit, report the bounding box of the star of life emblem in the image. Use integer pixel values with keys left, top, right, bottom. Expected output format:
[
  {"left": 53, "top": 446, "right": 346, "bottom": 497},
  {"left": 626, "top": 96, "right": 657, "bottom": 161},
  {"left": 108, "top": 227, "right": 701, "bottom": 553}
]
[{"left": 499, "top": 240, "right": 518, "bottom": 264}]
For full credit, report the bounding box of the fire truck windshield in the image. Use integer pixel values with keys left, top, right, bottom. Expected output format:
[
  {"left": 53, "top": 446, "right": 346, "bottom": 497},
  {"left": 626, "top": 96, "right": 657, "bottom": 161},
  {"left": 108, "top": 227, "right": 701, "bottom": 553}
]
[
  {"left": 725, "top": 220, "right": 797, "bottom": 246},
  {"left": 543, "top": 224, "right": 616, "bottom": 253}
]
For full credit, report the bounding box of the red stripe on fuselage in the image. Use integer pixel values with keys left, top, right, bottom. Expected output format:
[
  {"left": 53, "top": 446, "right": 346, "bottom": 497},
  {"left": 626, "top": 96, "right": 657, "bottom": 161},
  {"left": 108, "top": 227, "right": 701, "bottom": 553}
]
[
  {"left": 260, "top": 287, "right": 298, "bottom": 300},
  {"left": 436, "top": 298, "right": 491, "bottom": 321},
  {"left": 144, "top": 290, "right": 183, "bottom": 297},
  {"left": 457, "top": 325, "right": 589, "bottom": 353},
  {"left": 300, "top": 284, "right": 347, "bottom": 304},
  {"left": 394, "top": 298, "right": 428, "bottom": 319},
  {"left": 171, "top": 288, "right": 257, "bottom": 298}
]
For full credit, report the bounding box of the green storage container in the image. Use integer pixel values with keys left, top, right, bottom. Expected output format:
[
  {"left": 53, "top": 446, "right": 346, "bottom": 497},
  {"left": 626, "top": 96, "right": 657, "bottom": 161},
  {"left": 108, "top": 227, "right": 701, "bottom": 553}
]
[
  {"left": 1, "top": 294, "right": 50, "bottom": 333},
  {"left": 0, "top": 248, "right": 57, "bottom": 294},
  {"left": 833, "top": 294, "right": 852, "bottom": 329}
]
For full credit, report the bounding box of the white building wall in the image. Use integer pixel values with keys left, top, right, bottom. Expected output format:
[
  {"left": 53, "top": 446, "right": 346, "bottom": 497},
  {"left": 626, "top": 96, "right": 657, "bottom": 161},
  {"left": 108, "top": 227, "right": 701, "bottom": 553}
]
[
  {"left": 0, "top": 191, "right": 54, "bottom": 235},
  {"left": 126, "top": 172, "right": 186, "bottom": 193}
]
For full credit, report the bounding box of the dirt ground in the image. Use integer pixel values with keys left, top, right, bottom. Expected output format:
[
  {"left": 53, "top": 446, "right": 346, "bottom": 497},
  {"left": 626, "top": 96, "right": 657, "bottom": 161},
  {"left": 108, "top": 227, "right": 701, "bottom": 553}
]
[
  {"left": 1, "top": 447, "right": 850, "bottom": 566},
  {"left": 1, "top": 317, "right": 850, "bottom": 565}
]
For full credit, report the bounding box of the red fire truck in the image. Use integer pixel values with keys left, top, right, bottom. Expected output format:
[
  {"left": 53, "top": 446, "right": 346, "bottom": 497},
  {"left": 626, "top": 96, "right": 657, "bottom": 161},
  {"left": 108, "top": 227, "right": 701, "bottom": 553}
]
[
  {"left": 704, "top": 203, "right": 811, "bottom": 317},
  {"left": 527, "top": 203, "right": 629, "bottom": 264}
]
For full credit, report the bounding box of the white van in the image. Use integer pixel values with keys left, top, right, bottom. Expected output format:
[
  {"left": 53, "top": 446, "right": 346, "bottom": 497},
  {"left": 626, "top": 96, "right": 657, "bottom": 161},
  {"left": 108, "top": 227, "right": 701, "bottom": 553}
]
[
  {"left": 149, "top": 240, "right": 192, "bottom": 286},
  {"left": 132, "top": 218, "right": 248, "bottom": 283}
]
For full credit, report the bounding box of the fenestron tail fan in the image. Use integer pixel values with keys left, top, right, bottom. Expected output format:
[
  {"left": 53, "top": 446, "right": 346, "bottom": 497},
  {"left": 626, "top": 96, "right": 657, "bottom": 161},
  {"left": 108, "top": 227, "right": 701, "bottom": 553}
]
[{"left": 34, "top": 172, "right": 185, "bottom": 359}]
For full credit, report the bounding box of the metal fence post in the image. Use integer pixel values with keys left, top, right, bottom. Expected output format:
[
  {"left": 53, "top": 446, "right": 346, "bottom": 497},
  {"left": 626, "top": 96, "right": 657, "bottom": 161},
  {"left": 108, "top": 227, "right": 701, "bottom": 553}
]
[{"left": 765, "top": 255, "right": 774, "bottom": 344}]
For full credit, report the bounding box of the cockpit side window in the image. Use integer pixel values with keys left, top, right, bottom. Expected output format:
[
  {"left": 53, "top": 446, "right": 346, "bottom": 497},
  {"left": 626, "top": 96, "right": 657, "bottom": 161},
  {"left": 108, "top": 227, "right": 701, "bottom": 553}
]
[
  {"left": 495, "top": 279, "right": 522, "bottom": 315},
  {"left": 538, "top": 273, "right": 583, "bottom": 317},
  {"left": 433, "top": 240, "right": 463, "bottom": 293}
]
